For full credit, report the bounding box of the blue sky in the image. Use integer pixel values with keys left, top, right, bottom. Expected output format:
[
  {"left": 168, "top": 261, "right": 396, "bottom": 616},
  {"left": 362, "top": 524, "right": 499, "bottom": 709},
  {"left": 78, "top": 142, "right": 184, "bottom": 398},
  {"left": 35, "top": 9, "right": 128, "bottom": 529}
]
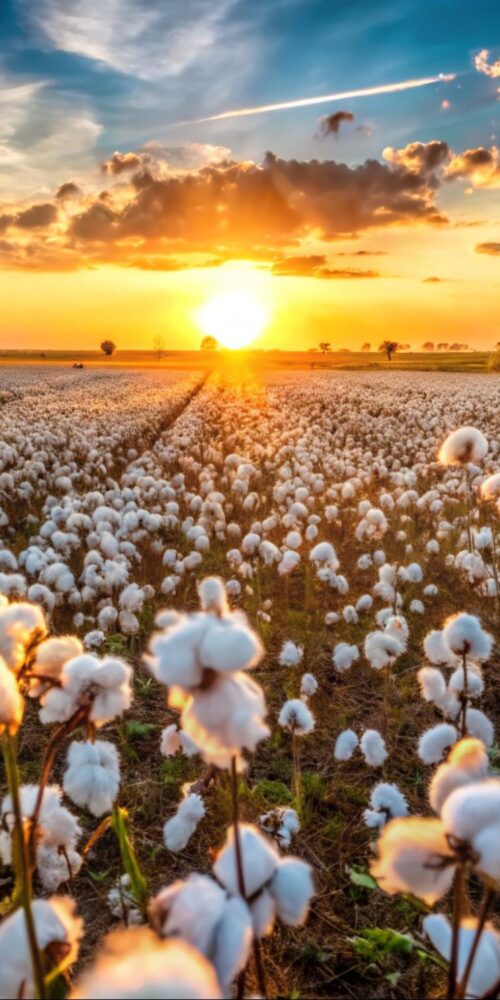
[{"left": 1, "top": 0, "right": 499, "bottom": 184}]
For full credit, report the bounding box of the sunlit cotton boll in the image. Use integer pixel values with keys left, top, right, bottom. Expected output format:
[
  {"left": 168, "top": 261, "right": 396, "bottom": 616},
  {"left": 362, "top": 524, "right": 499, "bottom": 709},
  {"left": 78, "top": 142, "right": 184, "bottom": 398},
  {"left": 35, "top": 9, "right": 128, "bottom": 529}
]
[
  {"left": 417, "top": 666, "right": 446, "bottom": 706},
  {"left": 442, "top": 612, "right": 493, "bottom": 661},
  {"left": 441, "top": 779, "right": 500, "bottom": 882},
  {"left": 0, "top": 655, "right": 23, "bottom": 733},
  {"left": 464, "top": 706, "right": 495, "bottom": 747},
  {"left": 429, "top": 738, "right": 489, "bottom": 813},
  {"left": 278, "top": 698, "right": 315, "bottom": 735},
  {"left": 423, "top": 913, "right": 500, "bottom": 1000},
  {"left": 39, "top": 653, "right": 132, "bottom": 726},
  {"left": 370, "top": 816, "right": 455, "bottom": 904},
  {"left": 63, "top": 740, "right": 120, "bottom": 817},
  {"left": 360, "top": 729, "right": 388, "bottom": 767},
  {"left": 0, "top": 896, "right": 82, "bottom": 1000},
  {"left": 0, "top": 601, "right": 47, "bottom": 672},
  {"left": 334, "top": 728, "right": 358, "bottom": 761},
  {"left": 30, "top": 635, "right": 83, "bottom": 696},
  {"left": 364, "top": 631, "right": 404, "bottom": 670},
  {"left": 160, "top": 723, "right": 198, "bottom": 758},
  {"left": 418, "top": 723, "right": 458, "bottom": 764},
  {"left": 70, "top": 930, "right": 222, "bottom": 1000},
  {"left": 163, "top": 793, "right": 205, "bottom": 853},
  {"left": 438, "top": 426, "right": 488, "bottom": 465},
  {"left": 181, "top": 671, "right": 269, "bottom": 768}
]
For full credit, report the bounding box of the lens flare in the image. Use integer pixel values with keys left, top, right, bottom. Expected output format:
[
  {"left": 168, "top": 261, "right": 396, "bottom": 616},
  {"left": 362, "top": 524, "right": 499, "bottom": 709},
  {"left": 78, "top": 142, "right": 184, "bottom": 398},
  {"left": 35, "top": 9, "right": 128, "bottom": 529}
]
[{"left": 196, "top": 291, "right": 268, "bottom": 349}]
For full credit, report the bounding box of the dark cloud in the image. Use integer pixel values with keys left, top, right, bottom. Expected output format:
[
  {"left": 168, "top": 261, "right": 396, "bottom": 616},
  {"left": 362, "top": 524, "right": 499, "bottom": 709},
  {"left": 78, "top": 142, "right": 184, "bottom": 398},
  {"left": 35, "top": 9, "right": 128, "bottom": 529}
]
[
  {"left": 336, "top": 249, "right": 386, "bottom": 256},
  {"left": 101, "top": 151, "right": 145, "bottom": 175},
  {"left": 318, "top": 111, "right": 354, "bottom": 137},
  {"left": 475, "top": 242, "right": 500, "bottom": 255},
  {"left": 56, "top": 182, "right": 81, "bottom": 201},
  {"left": 15, "top": 203, "right": 58, "bottom": 229},
  {"left": 446, "top": 147, "right": 500, "bottom": 186},
  {"left": 0, "top": 215, "right": 14, "bottom": 234},
  {"left": 383, "top": 140, "right": 450, "bottom": 176},
  {"left": 272, "top": 255, "right": 380, "bottom": 278},
  {"left": 422, "top": 276, "right": 442, "bottom": 282}
]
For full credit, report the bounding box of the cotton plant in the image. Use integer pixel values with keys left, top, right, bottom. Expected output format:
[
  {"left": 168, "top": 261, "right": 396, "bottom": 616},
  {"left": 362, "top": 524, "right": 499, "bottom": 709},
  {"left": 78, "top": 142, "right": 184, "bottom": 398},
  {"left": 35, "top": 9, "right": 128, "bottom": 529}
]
[
  {"left": 370, "top": 735, "right": 500, "bottom": 998},
  {"left": 278, "top": 698, "right": 315, "bottom": 808}
]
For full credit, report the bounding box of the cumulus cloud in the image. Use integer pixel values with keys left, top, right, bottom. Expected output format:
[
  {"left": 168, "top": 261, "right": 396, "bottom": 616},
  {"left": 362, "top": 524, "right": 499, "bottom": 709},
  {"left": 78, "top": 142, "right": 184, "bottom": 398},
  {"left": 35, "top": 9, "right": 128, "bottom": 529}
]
[
  {"left": 318, "top": 111, "right": 354, "bottom": 137},
  {"left": 475, "top": 242, "right": 500, "bottom": 255},
  {"left": 383, "top": 140, "right": 450, "bottom": 176},
  {"left": 272, "top": 256, "right": 380, "bottom": 278},
  {"left": 445, "top": 147, "right": 500, "bottom": 188},
  {"left": 15, "top": 203, "right": 58, "bottom": 229},
  {"left": 102, "top": 152, "right": 144, "bottom": 175},
  {"left": 55, "top": 182, "right": 81, "bottom": 201},
  {"left": 474, "top": 48, "right": 500, "bottom": 78}
]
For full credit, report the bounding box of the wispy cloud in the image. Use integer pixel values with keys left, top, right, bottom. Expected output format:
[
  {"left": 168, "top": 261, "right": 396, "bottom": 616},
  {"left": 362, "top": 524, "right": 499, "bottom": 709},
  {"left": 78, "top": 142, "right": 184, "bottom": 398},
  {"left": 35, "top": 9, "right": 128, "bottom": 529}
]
[{"left": 186, "top": 73, "right": 455, "bottom": 124}]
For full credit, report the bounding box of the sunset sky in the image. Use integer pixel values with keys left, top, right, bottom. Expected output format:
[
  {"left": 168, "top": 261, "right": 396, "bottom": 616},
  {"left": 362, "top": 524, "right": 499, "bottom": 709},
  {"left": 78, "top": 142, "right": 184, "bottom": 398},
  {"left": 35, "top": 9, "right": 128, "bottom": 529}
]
[{"left": 1, "top": 0, "right": 499, "bottom": 351}]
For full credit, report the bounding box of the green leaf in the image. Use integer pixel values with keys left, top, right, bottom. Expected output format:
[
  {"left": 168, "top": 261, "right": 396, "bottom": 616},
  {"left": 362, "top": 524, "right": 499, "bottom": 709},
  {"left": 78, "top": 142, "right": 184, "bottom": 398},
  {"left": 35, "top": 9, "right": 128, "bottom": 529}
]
[
  {"left": 347, "top": 866, "right": 378, "bottom": 890},
  {"left": 351, "top": 927, "right": 416, "bottom": 962},
  {"left": 385, "top": 971, "right": 401, "bottom": 986},
  {"left": 111, "top": 806, "right": 148, "bottom": 911},
  {"left": 124, "top": 720, "right": 156, "bottom": 740}
]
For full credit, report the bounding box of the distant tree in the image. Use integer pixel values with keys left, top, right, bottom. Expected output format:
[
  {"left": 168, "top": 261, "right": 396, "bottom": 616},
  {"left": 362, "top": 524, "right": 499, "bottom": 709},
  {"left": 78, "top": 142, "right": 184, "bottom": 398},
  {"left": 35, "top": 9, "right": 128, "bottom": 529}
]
[
  {"left": 361, "top": 342, "right": 371, "bottom": 352},
  {"left": 153, "top": 334, "right": 166, "bottom": 360},
  {"left": 488, "top": 350, "right": 500, "bottom": 372},
  {"left": 422, "top": 341, "right": 434, "bottom": 351},
  {"left": 319, "top": 342, "right": 331, "bottom": 354},
  {"left": 449, "top": 342, "right": 469, "bottom": 351},
  {"left": 378, "top": 340, "right": 399, "bottom": 361},
  {"left": 201, "top": 335, "right": 218, "bottom": 351},
  {"left": 437, "top": 342, "right": 449, "bottom": 351},
  {"left": 100, "top": 340, "right": 116, "bottom": 357}
]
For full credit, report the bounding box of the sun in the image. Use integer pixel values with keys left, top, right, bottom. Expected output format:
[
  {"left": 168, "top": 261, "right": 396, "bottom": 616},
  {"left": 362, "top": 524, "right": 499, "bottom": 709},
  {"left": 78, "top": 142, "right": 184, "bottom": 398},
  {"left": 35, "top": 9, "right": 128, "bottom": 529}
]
[{"left": 196, "top": 290, "right": 269, "bottom": 349}]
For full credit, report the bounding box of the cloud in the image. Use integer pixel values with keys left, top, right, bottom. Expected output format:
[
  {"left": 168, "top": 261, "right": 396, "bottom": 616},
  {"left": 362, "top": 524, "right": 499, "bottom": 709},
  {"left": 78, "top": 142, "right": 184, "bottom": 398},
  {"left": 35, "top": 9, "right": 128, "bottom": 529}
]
[
  {"left": 55, "top": 181, "right": 81, "bottom": 201},
  {"left": 336, "top": 249, "right": 386, "bottom": 256},
  {"left": 318, "top": 111, "right": 354, "bottom": 138},
  {"left": 474, "top": 49, "right": 500, "bottom": 79},
  {"left": 475, "top": 242, "right": 500, "bottom": 255},
  {"left": 445, "top": 147, "right": 500, "bottom": 188},
  {"left": 102, "top": 152, "right": 144, "bottom": 175},
  {"left": 15, "top": 203, "right": 58, "bottom": 229},
  {"left": 422, "top": 276, "right": 442, "bottom": 282},
  {"left": 383, "top": 140, "right": 450, "bottom": 176},
  {"left": 271, "top": 255, "right": 380, "bottom": 278}
]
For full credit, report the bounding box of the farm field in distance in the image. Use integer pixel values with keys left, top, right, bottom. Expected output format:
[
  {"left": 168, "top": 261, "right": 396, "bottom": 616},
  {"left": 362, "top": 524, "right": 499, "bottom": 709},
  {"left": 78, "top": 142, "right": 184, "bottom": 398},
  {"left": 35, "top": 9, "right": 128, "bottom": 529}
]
[{"left": 0, "top": 361, "right": 499, "bottom": 999}]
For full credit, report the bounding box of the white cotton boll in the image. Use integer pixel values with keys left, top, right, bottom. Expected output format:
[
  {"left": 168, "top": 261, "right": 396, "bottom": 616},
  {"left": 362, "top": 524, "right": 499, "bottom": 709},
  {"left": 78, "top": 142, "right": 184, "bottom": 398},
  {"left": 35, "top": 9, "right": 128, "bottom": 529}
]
[
  {"left": 429, "top": 738, "right": 489, "bottom": 813},
  {"left": 212, "top": 896, "right": 253, "bottom": 993},
  {"left": 270, "top": 857, "right": 314, "bottom": 926},
  {"left": 250, "top": 887, "right": 276, "bottom": 938},
  {"left": 364, "top": 631, "right": 404, "bottom": 670},
  {"left": 36, "top": 843, "right": 82, "bottom": 891},
  {"left": 97, "top": 606, "right": 118, "bottom": 633},
  {"left": 364, "top": 809, "right": 387, "bottom": 829},
  {"left": 309, "top": 542, "right": 338, "bottom": 568},
  {"left": 163, "top": 794, "right": 205, "bottom": 853},
  {"left": 334, "top": 729, "right": 358, "bottom": 761},
  {"left": 197, "top": 577, "right": 228, "bottom": 616},
  {"left": 417, "top": 666, "right": 446, "bottom": 706},
  {"left": 199, "top": 618, "right": 263, "bottom": 673},
  {"left": 151, "top": 874, "right": 226, "bottom": 955},
  {"left": 148, "top": 617, "right": 207, "bottom": 689},
  {"left": 438, "top": 426, "right": 488, "bottom": 465},
  {"left": 465, "top": 707, "right": 495, "bottom": 747},
  {"left": 418, "top": 723, "right": 458, "bottom": 765},
  {"left": 360, "top": 730, "right": 388, "bottom": 767},
  {"left": 332, "top": 642, "right": 359, "bottom": 673},
  {"left": 107, "top": 873, "right": 143, "bottom": 925},
  {"left": 448, "top": 665, "right": 484, "bottom": 697},
  {"left": 357, "top": 554, "right": 372, "bottom": 570},
  {"left": 424, "top": 629, "right": 459, "bottom": 667},
  {"left": 409, "top": 599, "right": 425, "bottom": 614},
  {"left": 423, "top": 583, "right": 438, "bottom": 597},
  {"left": 40, "top": 654, "right": 132, "bottom": 726},
  {"left": 84, "top": 629, "right": 105, "bottom": 649},
  {"left": 442, "top": 613, "right": 493, "bottom": 661},
  {"left": 118, "top": 611, "right": 139, "bottom": 636},
  {"left": 424, "top": 914, "right": 500, "bottom": 1000},
  {"left": 441, "top": 779, "right": 500, "bottom": 844},
  {"left": 214, "top": 823, "right": 279, "bottom": 898},
  {"left": 0, "top": 601, "right": 47, "bottom": 672},
  {"left": 241, "top": 532, "right": 260, "bottom": 555},
  {"left": 278, "top": 699, "right": 315, "bottom": 735},
  {"left": 0, "top": 897, "right": 82, "bottom": 1000},
  {"left": 155, "top": 609, "right": 182, "bottom": 629},
  {"left": 285, "top": 530, "right": 302, "bottom": 550},
  {"left": 300, "top": 673, "right": 318, "bottom": 698},
  {"left": 342, "top": 605, "right": 358, "bottom": 624},
  {"left": 399, "top": 562, "right": 423, "bottom": 583},
  {"left": 369, "top": 782, "right": 409, "bottom": 818},
  {"left": 182, "top": 671, "right": 269, "bottom": 767},
  {"left": 279, "top": 640, "right": 304, "bottom": 667},
  {"left": 63, "top": 740, "right": 120, "bottom": 816},
  {"left": 356, "top": 594, "right": 373, "bottom": 613},
  {"left": 370, "top": 816, "right": 454, "bottom": 904},
  {"left": 278, "top": 549, "right": 301, "bottom": 576},
  {"left": 325, "top": 611, "right": 339, "bottom": 625}
]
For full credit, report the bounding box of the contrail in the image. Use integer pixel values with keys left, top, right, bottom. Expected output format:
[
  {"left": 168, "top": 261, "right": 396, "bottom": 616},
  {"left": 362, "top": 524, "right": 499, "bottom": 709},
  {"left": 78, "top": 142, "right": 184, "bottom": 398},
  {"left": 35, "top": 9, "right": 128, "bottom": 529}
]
[{"left": 185, "top": 73, "right": 455, "bottom": 124}]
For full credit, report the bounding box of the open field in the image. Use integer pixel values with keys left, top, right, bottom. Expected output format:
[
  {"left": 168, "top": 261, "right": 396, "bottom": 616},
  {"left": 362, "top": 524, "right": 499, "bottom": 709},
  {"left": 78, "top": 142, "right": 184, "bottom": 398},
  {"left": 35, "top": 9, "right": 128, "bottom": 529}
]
[
  {"left": 0, "top": 348, "right": 495, "bottom": 373},
  {"left": 0, "top": 363, "right": 499, "bottom": 999}
]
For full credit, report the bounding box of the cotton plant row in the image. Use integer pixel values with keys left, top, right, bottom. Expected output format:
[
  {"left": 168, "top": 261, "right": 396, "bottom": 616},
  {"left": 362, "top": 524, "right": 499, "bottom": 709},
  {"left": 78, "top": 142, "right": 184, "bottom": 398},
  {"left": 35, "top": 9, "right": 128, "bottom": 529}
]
[{"left": 0, "top": 580, "right": 315, "bottom": 999}]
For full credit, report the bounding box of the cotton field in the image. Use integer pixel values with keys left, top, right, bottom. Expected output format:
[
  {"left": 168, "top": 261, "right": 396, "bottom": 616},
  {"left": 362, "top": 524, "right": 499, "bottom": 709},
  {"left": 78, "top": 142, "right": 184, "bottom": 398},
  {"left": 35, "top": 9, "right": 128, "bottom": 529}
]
[{"left": 0, "top": 363, "right": 499, "bottom": 999}]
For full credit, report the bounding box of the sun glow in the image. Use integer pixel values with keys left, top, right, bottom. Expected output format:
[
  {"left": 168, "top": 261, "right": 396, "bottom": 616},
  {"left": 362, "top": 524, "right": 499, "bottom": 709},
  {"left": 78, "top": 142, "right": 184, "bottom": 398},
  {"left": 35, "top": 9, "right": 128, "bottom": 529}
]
[{"left": 196, "top": 290, "right": 269, "bottom": 349}]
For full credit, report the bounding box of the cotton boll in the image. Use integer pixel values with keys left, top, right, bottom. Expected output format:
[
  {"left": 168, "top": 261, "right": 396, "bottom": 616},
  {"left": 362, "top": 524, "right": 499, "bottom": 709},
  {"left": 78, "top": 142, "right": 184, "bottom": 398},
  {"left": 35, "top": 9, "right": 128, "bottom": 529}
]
[
  {"left": 107, "top": 873, "right": 143, "bottom": 926},
  {"left": 278, "top": 699, "right": 315, "bottom": 735},
  {"left": 197, "top": 576, "right": 228, "bottom": 616},
  {"left": 160, "top": 724, "right": 182, "bottom": 757},
  {"left": 0, "top": 601, "right": 47, "bottom": 672},
  {"left": 309, "top": 542, "right": 338, "bottom": 568},
  {"left": 63, "top": 740, "right": 120, "bottom": 817},
  {"left": 300, "top": 673, "right": 318, "bottom": 698},
  {"left": 417, "top": 666, "right": 446, "bottom": 706},
  {"left": 0, "top": 896, "right": 82, "bottom": 1000},
  {"left": 279, "top": 640, "right": 304, "bottom": 667},
  {"left": 409, "top": 599, "right": 425, "bottom": 614},
  {"left": 418, "top": 724, "right": 458, "bottom": 764},
  {"left": 214, "top": 823, "right": 279, "bottom": 898},
  {"left": 163, "top": 794, "right": 205, "bottom": 853},
  {"left": 424, "top": 629, "right": 459, "bottom": 667},
  {"left": 212, "top": 895, "right": 253, "bottom": 993},
  {"left": 438, "top": 426, "right": 488, "bottom": 466},
  {"left": 429, "top": 738, "right": 489, "bottom": 813},
  {"left": 325, "top": 611, "right": 339, "bottom": 626},
  {"left": 83, "top": 629, "right": 105, "bottom": 650},
  {"left": 364, "top": 631, "right": 404, "bottom": 670},
  {"left": 448, "top": 665, "right": 484, "bottom": 698},
  {"left": 369, "top": 782, "right": 409, "bottom": 821},
  {"left": 71, "top": 930, "right": 222, "bottom": 1000},
  {"left": 442, "top": 613, "right": 493, "bottom": 661},
  {"left": 148, "top": 617, "right": 207, "bottom": 689},
  {"left": 370, "top": 817, "right": 454, "bottom": 904},
  {"left": 199, "top": 617, "right": 264, "bottom": 673},
  {"left": 334, "top": 729, "right": 358, "bottom": 761},
  {"left": 332, "top": 642, "right": 359, "bottom": 673},
  {"left": 181, "top": 671, "right": 269, "bottom": 767},
  {"left": 355, "top": 594, "right": 373, "bottom": 613},
  {"left": 423, "top": 913, "right": 500, "bottom": 1000},
  {"left": 249, "top": 887, "right": 276, "bottom": 937},
  {"left": 0, "top": 652, "right": 24, "bottom": 735},
  {"left": 465, "top": 707, "right": 495, "bottom": 747},
  {"left": 270, "top": 857, "right": 314, "bottom": 926},
  {"left": 360, "top": 730, "right": 388, "bottom": 767}
]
